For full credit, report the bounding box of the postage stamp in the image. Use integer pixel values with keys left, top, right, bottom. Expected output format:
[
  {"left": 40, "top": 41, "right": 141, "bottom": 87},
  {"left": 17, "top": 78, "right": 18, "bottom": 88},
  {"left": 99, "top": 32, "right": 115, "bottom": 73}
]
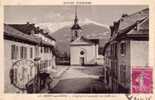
[{"left": 132, "top": 68, "right": 153, "bottom": 93}]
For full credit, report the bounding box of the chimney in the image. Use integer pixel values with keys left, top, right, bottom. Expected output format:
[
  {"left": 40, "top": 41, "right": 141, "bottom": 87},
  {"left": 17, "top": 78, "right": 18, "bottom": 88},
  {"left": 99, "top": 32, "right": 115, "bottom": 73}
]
[
  {"left": 39, "top": 29, "right": 43, "bottom": 33},
  {"left": 136, "top": 21, "right": 140, "bottom": 31},
  {"left": 113, "top": 20, "right": 120, "bottom": 34},
  {"left": 34, "top": 26, "right": 40, "bottom": 34},
  {"left": 121, "top": 13, "right": 128, "bottom": 18}
]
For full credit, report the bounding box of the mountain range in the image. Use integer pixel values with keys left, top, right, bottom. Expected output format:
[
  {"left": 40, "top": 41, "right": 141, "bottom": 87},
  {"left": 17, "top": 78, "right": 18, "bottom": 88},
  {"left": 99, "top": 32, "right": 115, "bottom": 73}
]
[{"left": 36, "top": 19, "right": 110, "bottom": 55}]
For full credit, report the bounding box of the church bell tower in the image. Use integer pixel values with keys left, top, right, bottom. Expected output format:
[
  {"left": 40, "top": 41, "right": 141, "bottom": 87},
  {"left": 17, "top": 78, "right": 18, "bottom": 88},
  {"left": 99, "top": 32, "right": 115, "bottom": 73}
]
[{"left": 70, "top": 6, "right": 82, "bottom": 42}]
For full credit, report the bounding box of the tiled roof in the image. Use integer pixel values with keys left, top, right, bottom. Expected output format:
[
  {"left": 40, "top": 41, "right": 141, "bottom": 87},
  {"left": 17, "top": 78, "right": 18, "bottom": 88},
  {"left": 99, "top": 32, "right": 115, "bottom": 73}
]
[
  {"left": 4, "top": 24, "right": 40, "bottom": 44},
  {"left": 41, "top": 32, "right": 56, "bottom": 41},
  {"left": 8, "top": 23, "right": 35, "bottom": 35},
  {"left": 104, "top": 8, "right": 149, "bottom": 54},
  {"left": 119, "top": 8, "right": 149, "bottom": 31},
  {"left": 9, "top": 23, "right": 56, "bottom": 41},
  {"left": 41, "top": 40, "right": 53, "bottom": 47},
  {"left": 115, "top": 8, "right": 149, "bottom": 38},
  {"left": 127, "top": 18, "right": 149, "bottom": 35},
  {"left": 138, "top": 18, "right": 149, "bottom": 31},
  {"left": 70, "top": 36, "right": 97, "bottom": 45},
  {"left": 4, "top": 24, "right": 54, "bottom": 47}
]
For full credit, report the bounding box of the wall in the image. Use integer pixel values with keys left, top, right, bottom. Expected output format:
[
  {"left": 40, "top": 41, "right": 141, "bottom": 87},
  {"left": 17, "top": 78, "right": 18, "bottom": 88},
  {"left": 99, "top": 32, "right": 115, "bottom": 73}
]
[
  {"left": 103, "top": 45, "right": 112, "bottom": 87},
  {"left": 4, "top": 39, "right": 55, "bottom": 93},
  {"left": 4, "top": 40, "right": 36, "bottom": 93},
  {"left": 117, "top": 40, "right": 131, "bottom": 89},
  {"left": 96, "top": 55, "right": 104, "bottom": 65},
  {"left": 130, "top": 40, "right": 148, "bottom": 67},
  {"left": 117, "top": 40, "right": 148, "bottom": 91},
  {"left": 40, "top": 47, "right": 54, "bottom": 73},
  {"left": 70, "top": 45, "right": 96, "bottom": 65}
]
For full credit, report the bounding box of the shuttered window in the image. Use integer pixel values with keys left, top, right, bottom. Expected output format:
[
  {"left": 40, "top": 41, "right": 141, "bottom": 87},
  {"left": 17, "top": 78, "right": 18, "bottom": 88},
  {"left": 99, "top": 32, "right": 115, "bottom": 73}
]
[
  {"left": 20, "top": 46, "right": 27, "bottom": 59},
  {"left": 30, "top": 47, "right": 33, "bottom": 58},
  {"left": 11, "top": 45, "right": 18, "bottom": 60},
  {"left": 120, "top": 42, "right": 126, "bottom": 55},
  {"left": 35, "top": 46, "right": 39, "bottom": 56},
  {"left": 120, "top": 65, "right": 126, "bottom": 84}
]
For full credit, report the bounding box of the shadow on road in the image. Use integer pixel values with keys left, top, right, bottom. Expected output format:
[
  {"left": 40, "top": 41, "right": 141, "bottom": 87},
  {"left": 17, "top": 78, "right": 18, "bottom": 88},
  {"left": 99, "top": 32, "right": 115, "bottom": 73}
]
[{"left": 49, "top": 77, "right": 111, "bottom": 93}]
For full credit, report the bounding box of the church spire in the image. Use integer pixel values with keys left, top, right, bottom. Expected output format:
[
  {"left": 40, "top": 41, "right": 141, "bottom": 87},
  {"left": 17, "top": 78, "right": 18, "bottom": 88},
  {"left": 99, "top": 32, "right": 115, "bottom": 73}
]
[
  {"left": 74, "top": 5, "right": 78, "bottom": 24},
  {"left": 71, "top": 5, "right": 81, "bottom": 30},
  {"left": 71, "top": 5, "right": 82, "bottom": 41}
]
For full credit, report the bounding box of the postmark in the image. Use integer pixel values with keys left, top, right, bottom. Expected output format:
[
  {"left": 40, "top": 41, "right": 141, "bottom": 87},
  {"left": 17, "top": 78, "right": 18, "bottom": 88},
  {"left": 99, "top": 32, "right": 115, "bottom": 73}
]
[{"left": 10, "top": 60, "right": 37, "bottom": 90}]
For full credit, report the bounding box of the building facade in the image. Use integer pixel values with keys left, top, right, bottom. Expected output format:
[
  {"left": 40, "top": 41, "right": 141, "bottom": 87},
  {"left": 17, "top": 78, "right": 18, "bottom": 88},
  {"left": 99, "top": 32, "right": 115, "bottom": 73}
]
[
  {"left": 103, "top": 8, "right": 149, "bottom": 93},
  {"left": 70, "top": 9, "right": 101, "bottom": 66},
  {"left": 70, "top": 36, "right": 99, "bottom": 65},
  {"left": 4, "top": 23, "right": 56, "bottom": 93}
]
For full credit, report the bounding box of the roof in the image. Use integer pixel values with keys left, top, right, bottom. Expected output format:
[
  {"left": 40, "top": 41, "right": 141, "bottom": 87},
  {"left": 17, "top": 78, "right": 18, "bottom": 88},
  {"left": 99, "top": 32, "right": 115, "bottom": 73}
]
[
  {"left": 71, "top": 12, "right": 82, "bottom": 30},
  {"left": 9, "top": 23, "right": 56, "bottom": 41},
  {"left": 103, "top": 8, "right": 149, "bottom": 55},
  {"left": 70, "top": 36, "right": 98, "bottom": 46},
  {"left": 112, "top": 8, "right": 149, "bottom": 40},
  {"left": 71, "top": 24, "right": 82, "bottom": 30},
  {"left": 4, "top": 24, "right": 40, "bottom": 44},
  {"left": 8, "top": 23, "right": 35, "bottom": 35},
  {"left": 41, "top": 39, "right": 54, "bottom": 47},
  {"left": 127, "top": 18, "right": 149, "bottom": 35},
  {"left": 138, "top": 18, "right": 149, "bottom": 31},
  {"left": 41, "top": 32, "right": 56, "bottom": 41},
  {"left": 119, "top": 8, "right": 149, "bottom": 31},
  {"left": 4, "top": 24, "right": 54, "bottom": 47}
]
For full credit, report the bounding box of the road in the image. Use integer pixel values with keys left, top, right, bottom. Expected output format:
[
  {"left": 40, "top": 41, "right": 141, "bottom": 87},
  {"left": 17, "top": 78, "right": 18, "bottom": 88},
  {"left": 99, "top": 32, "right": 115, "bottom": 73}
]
[{"left": 49, "top": 66, "right": 110, "bottom": 93}]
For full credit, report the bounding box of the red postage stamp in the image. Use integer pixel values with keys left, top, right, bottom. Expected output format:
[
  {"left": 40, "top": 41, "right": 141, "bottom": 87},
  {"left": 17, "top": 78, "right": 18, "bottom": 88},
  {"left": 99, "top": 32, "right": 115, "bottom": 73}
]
[{"left": 132, "top": 68, "right": 153, "bottom": 93}]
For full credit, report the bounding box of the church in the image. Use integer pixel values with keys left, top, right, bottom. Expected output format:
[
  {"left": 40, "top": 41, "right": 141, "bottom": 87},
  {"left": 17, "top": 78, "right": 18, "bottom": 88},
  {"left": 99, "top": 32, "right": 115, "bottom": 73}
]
[{"left": 70, "top": 8, "right": 101, "bottom": 66}]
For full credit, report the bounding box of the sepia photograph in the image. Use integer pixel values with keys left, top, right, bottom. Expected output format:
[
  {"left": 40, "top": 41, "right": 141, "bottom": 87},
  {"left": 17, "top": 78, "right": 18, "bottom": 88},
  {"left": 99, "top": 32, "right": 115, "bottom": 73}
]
[{"left": 4, "top": 5, "right": 149, "bottom": 94}]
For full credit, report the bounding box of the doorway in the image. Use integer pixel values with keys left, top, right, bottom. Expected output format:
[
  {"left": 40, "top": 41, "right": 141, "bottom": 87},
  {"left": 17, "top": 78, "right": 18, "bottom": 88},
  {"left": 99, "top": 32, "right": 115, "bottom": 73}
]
[{"left": 80, "top": 57, "right": 84, "bottom": 66}]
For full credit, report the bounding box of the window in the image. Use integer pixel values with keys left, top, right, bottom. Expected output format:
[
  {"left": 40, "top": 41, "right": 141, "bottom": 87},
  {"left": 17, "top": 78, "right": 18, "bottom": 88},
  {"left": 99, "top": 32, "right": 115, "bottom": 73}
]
[
  {"left": 120, "top": 65, "right": 126, "bottom": 84},
  {"left": 20, "top": 46, "right": 27, "bottom": 59},
  {"left": 120, "top": 42, "right": 126, "bottom": 55},
  {"left": 35, "top": 46, "right": 39, "bottom": 56},
  {"left": 11, "top": 45, "right": 18, "bottom": 60},
  {"left": 114, "top": 44, "right": 117, "bottom": 58},
  {"left": 80, "top": 51, "right": 84, "bottom": 55},
  {"left": 41, "top": 47, "right": 43, "bottom": 53},
  {"left": 44, "top": 47, "right": 46, "bottom": 53},
  {"left": 110, "top": 45, "right": 113, "bottom": 56},
  {"left": 30, "top": 47, "right": 33, "bottom": 58},
  {"left": 44, "top": 47, "right": 49, "bottom": 53},
  {"left": 47, "top": 47, "right": 49, "bottom": 53}
]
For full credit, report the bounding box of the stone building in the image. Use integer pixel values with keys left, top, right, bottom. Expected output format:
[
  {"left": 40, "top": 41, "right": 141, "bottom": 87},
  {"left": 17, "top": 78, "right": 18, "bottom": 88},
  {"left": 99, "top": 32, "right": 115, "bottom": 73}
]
[{"left": 103, "top": 8, "right": 149, "bottom": 93}]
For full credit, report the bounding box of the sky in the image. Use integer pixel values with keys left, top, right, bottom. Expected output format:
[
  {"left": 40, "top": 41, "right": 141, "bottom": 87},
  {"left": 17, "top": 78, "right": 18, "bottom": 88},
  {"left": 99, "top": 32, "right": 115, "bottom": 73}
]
[{"left": 4, "top": 5, "right": 148, "bottom": 25}]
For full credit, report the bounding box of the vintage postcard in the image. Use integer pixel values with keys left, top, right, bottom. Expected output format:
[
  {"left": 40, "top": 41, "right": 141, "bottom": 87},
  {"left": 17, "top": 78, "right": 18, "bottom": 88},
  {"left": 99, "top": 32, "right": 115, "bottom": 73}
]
[{"left": 0, "top": 0, "right": 155, "bottom": 100}]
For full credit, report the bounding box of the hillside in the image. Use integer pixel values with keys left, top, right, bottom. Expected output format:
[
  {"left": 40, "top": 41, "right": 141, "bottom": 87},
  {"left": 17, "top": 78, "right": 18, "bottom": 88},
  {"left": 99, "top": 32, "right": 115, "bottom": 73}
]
[{"left": 51, "top": 23, "right": 110, "bottom": 55}]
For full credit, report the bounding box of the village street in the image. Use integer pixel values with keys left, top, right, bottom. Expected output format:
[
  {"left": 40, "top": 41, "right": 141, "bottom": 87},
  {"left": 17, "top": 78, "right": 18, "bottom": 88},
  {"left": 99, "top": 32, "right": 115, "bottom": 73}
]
[
  {"left": 49, "top": 65, "right": 111, "bottom": 93},
  {"left": 4, "top": 6, "right": 149, "bottom": 94}
]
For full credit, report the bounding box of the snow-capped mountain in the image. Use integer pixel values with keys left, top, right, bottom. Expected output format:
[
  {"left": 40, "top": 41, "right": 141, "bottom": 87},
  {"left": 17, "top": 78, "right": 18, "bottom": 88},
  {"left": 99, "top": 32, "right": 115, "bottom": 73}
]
[
  {"left": 36, "top": 22, "right": 72, "bottom": 33},
  {"left": 36, "top": 18, "right": 109, "bottom": 34},
  {"left": 36, "top": 19, "right": 110, "bottom": 55},
  {"left": 83, "top": 18, "right": 109, "bottom": 28}
]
